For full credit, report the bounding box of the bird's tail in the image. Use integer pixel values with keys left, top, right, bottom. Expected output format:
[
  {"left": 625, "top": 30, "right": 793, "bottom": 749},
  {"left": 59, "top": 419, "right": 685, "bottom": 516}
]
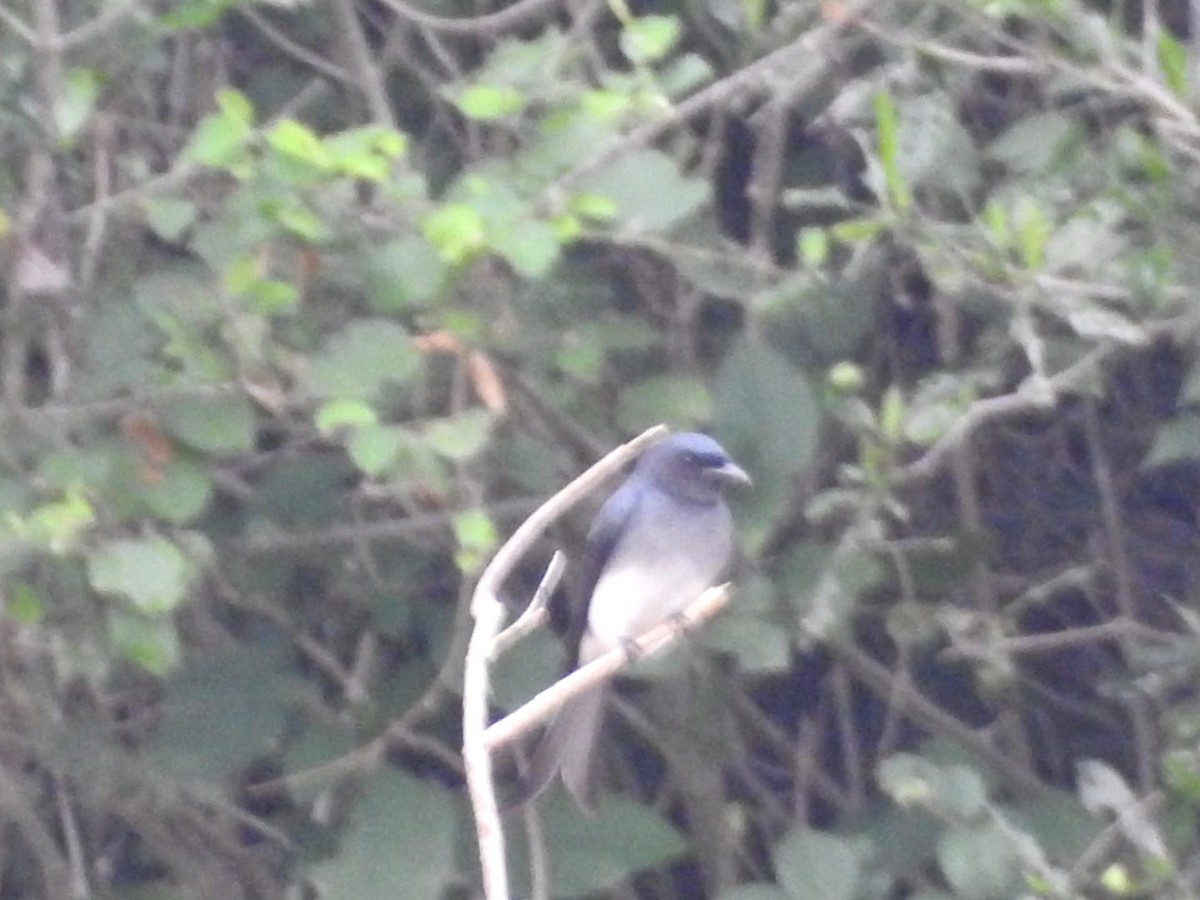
[{"left": 505, "top": 683, "right": 607, "bottom": 813}]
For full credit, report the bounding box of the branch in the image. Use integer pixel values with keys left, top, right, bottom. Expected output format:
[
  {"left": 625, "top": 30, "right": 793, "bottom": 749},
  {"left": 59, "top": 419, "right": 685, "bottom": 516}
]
[
  {"left": 330, "top": 0, "right": 396, "bottom": 127},
  {"left": 376, "top": 0, "right": 565, "bottom": 37},
  {"left": 462, "top": 424, "right": 668, "bottom": 900},
  {"left": 545, "top": 0, "right": 873, "bottom": 200},
  {"left": 491, "top": 550, "right": 564, "bottom": 658},
  {"left": 483, "top": 582, "right": 732, "bottom": 752}
]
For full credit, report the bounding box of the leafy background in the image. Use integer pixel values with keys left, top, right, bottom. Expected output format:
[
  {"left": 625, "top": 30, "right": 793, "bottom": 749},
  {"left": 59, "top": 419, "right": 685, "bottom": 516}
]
[{"left": 2, "top": 0, "right": 1200, "bottom": 896}]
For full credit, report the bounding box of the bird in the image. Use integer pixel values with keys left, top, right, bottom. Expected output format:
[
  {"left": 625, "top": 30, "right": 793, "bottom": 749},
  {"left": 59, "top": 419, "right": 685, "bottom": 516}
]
[{"left": 507, "top": 432, "right": 751, "bottom": 811}]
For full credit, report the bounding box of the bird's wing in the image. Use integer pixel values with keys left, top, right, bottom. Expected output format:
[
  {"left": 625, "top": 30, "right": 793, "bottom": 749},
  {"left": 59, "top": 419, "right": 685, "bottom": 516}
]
[{"left": 565, "top": 478, "right": 644, "bottom": 667}]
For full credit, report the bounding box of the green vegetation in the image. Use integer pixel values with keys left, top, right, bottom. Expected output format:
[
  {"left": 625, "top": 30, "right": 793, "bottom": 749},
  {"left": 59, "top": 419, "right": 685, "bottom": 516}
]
[{"left": 2, "top": 0, "right": 1200, "bottom": 896}]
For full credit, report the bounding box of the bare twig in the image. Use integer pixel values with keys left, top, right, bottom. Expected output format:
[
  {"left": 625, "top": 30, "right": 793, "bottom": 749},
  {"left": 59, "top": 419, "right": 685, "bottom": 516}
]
[
  {"left": 893, "top": 345, "right": 1109, "bottom": 485},
  {"left": 483, "top": 583, "right": 733, "bottom": 752},
  {"left": 826, "top": 634, "right": 1050, "bottom": 797},
  {"left": 376, "top": 0, "right": 566, "bottom": 37},
  {"left": 237, "top": 6, "right": 352, "bottom": 85},
  {"left": 330, "top": 0, "right": 395, "bottom": 127},
  {"left": 0, "top": 2, "right": 35, "bottom": 42},
  {"left": 491, "top": 550, "right": 565, "bottom": 658},
  {"left": 545, "top": 0, "right": 873, "bottom": 201},
  {"left": 60, "top": 0, "right": 140, "bottom": 48},
  {"left": 462, "top": 424, "right": 668, "bottom": 899}
]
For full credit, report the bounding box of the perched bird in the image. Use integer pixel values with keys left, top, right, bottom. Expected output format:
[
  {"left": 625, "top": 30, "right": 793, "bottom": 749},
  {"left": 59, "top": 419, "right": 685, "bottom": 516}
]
[{"left": 508, "top": 432, "right": 751, "bottom": 811}]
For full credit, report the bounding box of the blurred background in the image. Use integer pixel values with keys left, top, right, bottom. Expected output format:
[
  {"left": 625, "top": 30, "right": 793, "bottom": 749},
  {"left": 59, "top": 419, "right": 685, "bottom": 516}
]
[{"left": 2, "top": 0, "right": 1200, "bottom": 896}]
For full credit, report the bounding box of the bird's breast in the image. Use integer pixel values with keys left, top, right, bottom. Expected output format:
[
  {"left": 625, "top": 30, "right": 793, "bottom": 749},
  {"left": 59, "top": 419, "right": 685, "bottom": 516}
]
[{"left": 583, "top": 500, "right": 732, "bottom": 660}]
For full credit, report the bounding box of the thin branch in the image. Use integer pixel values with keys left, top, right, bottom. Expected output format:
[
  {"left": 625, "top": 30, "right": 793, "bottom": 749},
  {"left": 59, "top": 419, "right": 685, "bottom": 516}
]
[
  {"left": 0, "top": 2, "right": 35, "bottom": 42},
  {"left": 463, "top": 594, "right": 510, "bottom": 899},
  {"left": 376, "top": 0, "right": 565, "bottom": 36},
  {"left": 237, "top": 6, "right": 353, "bottom": 85},
  {"left": 239, "top": 497, "right": 542, "bottom": 553},
  {"left": 940, "top": 618, "right": 1183, "bottom": 662},
  {"left": 545, "top": 0, "right": 873, "bottom": 201},
  {"left": 827, "top": 634, "right": 1050, "bottom": 797},
  {"left": 462, "top": 424, "right": 668, "bottom": 900},
  {"left": 470, "top": 425, "right": 668, "bottom": 619},
  {"left": 491, "top": 550, "right": 565, "bottom": 658},
  {"left": 330, "top": 0, "right": 396, "bottom": 127},
  {"left": 893, "top": 345, "right": 1109, "bottom": 486},
  {"left": 483, "top": 583, "right": 732, "bottom": 752},
  {"left": 60, "top": 0, "right": 140, "bottom": 48}
]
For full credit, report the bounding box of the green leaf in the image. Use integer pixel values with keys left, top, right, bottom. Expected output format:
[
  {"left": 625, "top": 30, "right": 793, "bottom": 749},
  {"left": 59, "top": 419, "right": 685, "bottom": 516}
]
[
  {"left": 363, "top": 236, "right": 447, "bottom": 311},
  {"left": 1144, "top": 413, "right": 1200, "bottom": 467},
  {"left": 937, "top": 821, "right": 1019, "bottom": 900},
  {"left": 455, "top": 84, "right": 526, "bottom": 120},
  {"left": 798, "top": 228, "right": 829, "bottom": 267},
  {"left": 659, "top": 52, "right": 713, "bottom": 97},
  {"left": 266, "top": 119, "right": 333, "bottom": 169},
  {"left": 251, "top": 456, "right": 354, "bottom": 527},
  {"left": 184, "top": 90, "right": 254, "bottom": 172},
  {"left": 617, "top": 376, "right": 712, "bottom": 432},
  {"left": 325, "top": 125, "right": 407, "bottom": 181},
  {"left": 422, "top": 203, "right": 487, "bottom": 264},
  {"left": 987, "top": 111, "right": 1078, "bottom": 175},
  {"left": 702, "top": 579, "right": 789, "bottom": 672},
  {"left": 896, "top": 96, "right": 981, "bottom": 199},
  {"left": 453, "top": 507, "right": 498, "bottom": 573},
  {"left": 216, "top": 88, "right": 254, "bottom": 126},
  {"left": 127, "top": 456, "right": 215, "bottom": 524},
  {"left": 422, "top": 409, "right": 494, "bottom": 460},
  {"left": 773, "top": 828, "right": 862, "bottom": 900},
  {"left": 108, "top": 610, "right": 181, "bottom": 674},
  {"left": 224, "top": 253, "right": 302, "bottom": 311},
  {"left": 715, "top": 887, "right": 790, "bottom": 900},
  {"left": 620, "top": 14, "right": 681, "bottom": 64},
  {"left": 583, "top": 149, "right": 709, "bottom": 233},
  {"left": 491, "top": 627, "right": 564, "bottom": 710},
  {"left": 347, "top": 424, "right": 404, "bottom": 476},
  {"left": 556, "top": 331, "right": 606, "bottom": 382},
  {"left": 783, "top": 542, "right": 883, "bottom": 641},
  {"left": 87, "top": 536, "right": 192, "bottom": 615},
  {"left": 873, "top": 91, "right": 910, "bottom": 211},
  {"left": 19, "top": 491, "right": 95, "bottom": 552},
  {"left": 521, "top": 793, "right": 686, "bottom": 896},
  {"left": 160, "top": 0, "right": 235, "bottom": 29},
  {"left": 713, "top": 335, "right": 820, "bottom": 543},
  {"left": 1158, "top": 31, "right": 1189, "bottom": 96},
  {"left": 8, "top": 583, "right": 44, "bottom": 624},
  {"left": 490, "top": 217, "right": 561, "bottom": 278},
  {"left": 152, "top": 641, "right": 302, "bottom": 779},
  {"left": 1013, "top": 196, "right": 1050, "bottom": 269},
  {"left": 316, "top": 399, "right": 379, "bottom": 434},
  {"left": 581, "top": 88, "right": 633, "bottom": 120},
  {"left": 305, "top": 319, "right": 420, "bottom": 400},
  {"left": 878, "top": 753, "right": 989, "bottom": 820},
  {"left": 56, "top": 68, "right": 102, "bottom": 142},
  {"left": 309, "top": 773, "right": 455, "bottom": 898},
  {"left": 145, "top": 196, "right": 198, "bottom": 242},
  {"left": 157, "top": 393, "right": 257, "bottom": 453},
  {"left": 569, "top": 193, "right": 619, "bottom": 222},
  {"left": 269, "top": 199, "right": 330, "bottom": 244}
]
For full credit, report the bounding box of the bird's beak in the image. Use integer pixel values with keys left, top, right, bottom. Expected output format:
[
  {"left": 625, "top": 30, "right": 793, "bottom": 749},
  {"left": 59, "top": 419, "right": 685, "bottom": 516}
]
[{"left": 714, "top": 461, "right": 752, "bottom": 487}]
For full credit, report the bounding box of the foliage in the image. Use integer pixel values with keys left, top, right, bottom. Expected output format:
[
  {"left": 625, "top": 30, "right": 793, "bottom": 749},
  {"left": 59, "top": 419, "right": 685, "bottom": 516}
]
[{"left": 1, "top": 0, "right": 1200, "bottom": 897}]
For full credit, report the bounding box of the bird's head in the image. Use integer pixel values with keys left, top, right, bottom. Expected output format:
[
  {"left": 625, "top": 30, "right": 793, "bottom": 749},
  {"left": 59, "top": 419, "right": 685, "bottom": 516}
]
[{"left": 636, "top": 433, "right": 751, "bottom": 504}]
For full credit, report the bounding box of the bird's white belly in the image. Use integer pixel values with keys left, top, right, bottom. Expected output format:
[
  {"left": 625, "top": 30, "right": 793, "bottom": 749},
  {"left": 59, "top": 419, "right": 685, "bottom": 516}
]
[{"left": 585, "top": 542, "right": 726, "bottom": 657}]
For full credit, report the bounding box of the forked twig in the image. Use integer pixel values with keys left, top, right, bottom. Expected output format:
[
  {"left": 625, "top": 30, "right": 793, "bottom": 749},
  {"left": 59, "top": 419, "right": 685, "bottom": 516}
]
[{"left": 462, "top": 425, "right": 668, "bottom": 899}]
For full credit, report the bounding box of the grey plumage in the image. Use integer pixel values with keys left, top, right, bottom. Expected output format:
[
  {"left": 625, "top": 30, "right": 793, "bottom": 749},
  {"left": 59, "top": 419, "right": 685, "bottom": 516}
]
[{"left": 508, "top": 433, "right": 750, "bottom": 811}]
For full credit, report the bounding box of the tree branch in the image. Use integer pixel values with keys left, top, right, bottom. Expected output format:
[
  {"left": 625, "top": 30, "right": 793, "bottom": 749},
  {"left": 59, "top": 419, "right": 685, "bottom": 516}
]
[
  {"left": 462, "top": 424, "right": 668, "bottom": 899},
  {"left": 483, "top": 582, "right": 733, "bottom": 752}
]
